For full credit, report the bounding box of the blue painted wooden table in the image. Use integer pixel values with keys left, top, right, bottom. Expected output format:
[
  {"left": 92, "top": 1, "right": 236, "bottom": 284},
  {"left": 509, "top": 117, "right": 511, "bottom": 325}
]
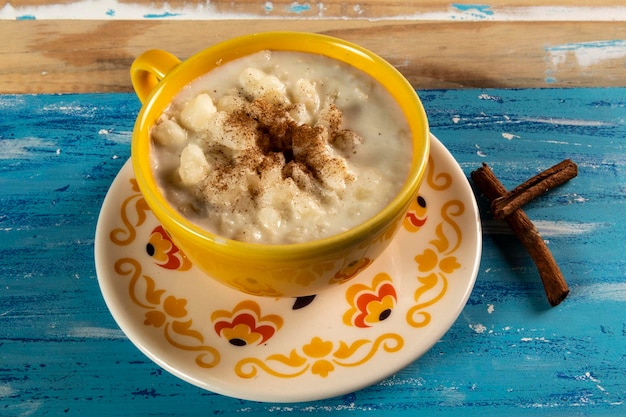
[{"left": 1, "top": 88, "right": 624, "bottom": 416}]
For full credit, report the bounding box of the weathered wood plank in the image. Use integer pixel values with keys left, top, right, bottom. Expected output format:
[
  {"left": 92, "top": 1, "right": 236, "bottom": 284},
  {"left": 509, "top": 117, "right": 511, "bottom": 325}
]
[
  {"left": 2, "top": 20, "right": 626, "bottom": 93},
  {"left": 3, "top": 0, "right": 625, "bottom": 19}
]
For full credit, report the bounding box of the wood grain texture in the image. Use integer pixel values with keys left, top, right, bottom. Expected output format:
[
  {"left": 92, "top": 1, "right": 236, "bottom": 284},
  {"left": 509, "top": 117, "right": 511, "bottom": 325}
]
[
  {"left": 1, "top": 19, "right": 626, "bottom": 93},
  {"left": 1, "top": 88, "right": 625, "bottom": 416},
  {"left": 4, "top": 0, "right": 626, "bottom": 18}
]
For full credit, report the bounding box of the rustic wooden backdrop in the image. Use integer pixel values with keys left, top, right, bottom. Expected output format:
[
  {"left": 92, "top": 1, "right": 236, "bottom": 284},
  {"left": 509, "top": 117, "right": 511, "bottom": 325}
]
[{"left": 1, "top": 0, "right": 625, "bottom": 93}]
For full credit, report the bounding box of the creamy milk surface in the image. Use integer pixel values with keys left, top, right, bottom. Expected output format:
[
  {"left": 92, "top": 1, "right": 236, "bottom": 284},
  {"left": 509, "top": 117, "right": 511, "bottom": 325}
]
[{"left": 150, "top": 50, "right": 412, "bottom": 244}]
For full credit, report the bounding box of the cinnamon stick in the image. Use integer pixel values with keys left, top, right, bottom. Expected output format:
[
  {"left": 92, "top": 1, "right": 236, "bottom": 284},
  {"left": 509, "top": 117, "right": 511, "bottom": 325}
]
[
  {"left": 492, "top": 159, "right": 578, "bottom": 219},
  {"left": 471, "top": 163, "right": 569, "bottom": 306}
]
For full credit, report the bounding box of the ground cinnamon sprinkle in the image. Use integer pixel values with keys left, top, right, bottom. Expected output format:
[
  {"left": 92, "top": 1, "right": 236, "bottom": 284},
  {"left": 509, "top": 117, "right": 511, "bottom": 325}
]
[
  {"left": 217, "top": 95, "right": 357, "bottom": 192},
  {"left": 471, "top": 160, "right": 577, "bottom": 306}
]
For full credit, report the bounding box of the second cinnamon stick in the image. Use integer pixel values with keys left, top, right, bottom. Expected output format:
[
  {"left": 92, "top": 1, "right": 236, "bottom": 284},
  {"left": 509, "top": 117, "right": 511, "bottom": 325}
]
[
  {"left": 471, "top": 163, "right": 570, "bottom": 306},
  {"left": 491, "top": 159, "right": 578, "bottom": 219}
]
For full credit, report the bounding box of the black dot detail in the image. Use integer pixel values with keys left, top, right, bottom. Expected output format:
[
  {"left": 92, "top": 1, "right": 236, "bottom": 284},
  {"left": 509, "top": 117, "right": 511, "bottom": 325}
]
[
  {"left": 229, "top": 338, "right": 247, "bottom": 347},
  {"left": 379, "top": 309, "right": 392, "bottom": 321}
]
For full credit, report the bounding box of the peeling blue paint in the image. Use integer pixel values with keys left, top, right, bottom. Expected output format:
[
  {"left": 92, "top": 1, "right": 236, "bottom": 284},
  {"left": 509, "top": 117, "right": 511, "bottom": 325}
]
[
  {"left": 106, "top": 9, "right": 115, "bottom": 17},
  {"left": 286, "top": 2, "right": 310, "bottom": 14},
  {"left": 545, "top": 39, "right": 626, "bottom": 53},
  {"left": 545, "top": 39, "right": 626, "bottom": 52},
  {"left": 452, "top": 3, "right": 494, "bottom": 18},
  {"left": 16, "top": 15, "right": 36, "bottom": 20},
  {"left": 143, "top": 11, "right": 182, "bottom": 19}
]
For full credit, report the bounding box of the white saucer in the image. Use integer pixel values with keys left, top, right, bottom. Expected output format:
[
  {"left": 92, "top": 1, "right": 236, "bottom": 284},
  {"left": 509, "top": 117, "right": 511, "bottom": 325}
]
[{"left": 95, "top": 134, "right": 481, "bottom": 403}]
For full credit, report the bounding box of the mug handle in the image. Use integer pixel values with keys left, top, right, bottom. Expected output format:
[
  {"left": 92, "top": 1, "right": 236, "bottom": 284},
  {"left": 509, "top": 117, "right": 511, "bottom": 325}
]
[{"left": 130, "top": 49, "right": 181, "bottom": 104}]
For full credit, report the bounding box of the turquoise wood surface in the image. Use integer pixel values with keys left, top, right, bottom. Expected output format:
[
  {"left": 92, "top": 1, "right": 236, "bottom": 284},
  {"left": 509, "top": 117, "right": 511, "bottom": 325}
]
[{"left": 1, "top": 89, "right": 624, "bottom": 416}]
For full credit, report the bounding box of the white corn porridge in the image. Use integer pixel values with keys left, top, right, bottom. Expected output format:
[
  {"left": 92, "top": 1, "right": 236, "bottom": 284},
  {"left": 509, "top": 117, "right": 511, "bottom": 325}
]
[{"left": 150, "top": 50, "right": 412, "bottom": 244}]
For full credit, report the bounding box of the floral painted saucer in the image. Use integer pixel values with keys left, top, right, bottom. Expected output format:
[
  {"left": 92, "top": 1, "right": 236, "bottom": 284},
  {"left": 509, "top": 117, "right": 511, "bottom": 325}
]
[{"left": 95, "top": 134, "right": 481, "bottom": 403}]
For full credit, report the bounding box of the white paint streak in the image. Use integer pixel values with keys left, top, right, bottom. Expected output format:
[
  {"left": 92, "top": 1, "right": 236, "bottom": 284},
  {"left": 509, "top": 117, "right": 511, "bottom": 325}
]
[
  {"left": 583, "top": 372, "right": 600, "bottom": 383},
  {"left": 576, "top": 283, "right": 626, "bottom": 302},
  {"left": 263, "top": 402, "right": 373, "bottom": 412},
  {"left": 520, "top": 117, "right": 612, "bottom": 127},
  {"left": 100, "top": 130, "right": 132, "bottom": 144},
  {"left": 437, "top": 386, "right": 467, "bottom": 406},
  {"left": 487, "top": 304, "right": 495, "bottom": 314},
  {"left": 534, "top": 220, "right": 599, "bottom": 236},
  {"left": 378, "top": 375, "right": 426, "bottom": 387},
  {"left": 502, "top": 132, "right": 520, "bottom": 140},
  {"left": 67, "top": 326, "right": 126, "bottom": 339},
  {"left": 478, "top": 93, "right": 502, "bottom": 102},
  {"left": 5, "top": 401, "right": 43, "bottom": 417},
  {"left": 0, "top": 138, "right": 56, "bottom": 159},
  {"left": 547, "top": 40, "right": 626, "bottom": 68},
  {"left": 0, "top": 383, "right": 17, "bottom": 398},
  {"left": 469, "top": 323, "right": 487, "bottom": 334},
  {"left": 481, "top": 220, "right": 598, "bottom": 237},
  {"left": 520, "top": 337, "right": 550, "bottom": 342}
]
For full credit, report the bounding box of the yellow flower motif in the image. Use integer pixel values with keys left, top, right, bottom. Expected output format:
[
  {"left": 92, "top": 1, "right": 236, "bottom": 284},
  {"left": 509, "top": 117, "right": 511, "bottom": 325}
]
[
  {"left": 144, "top": 310, "right": 166, "bottom": 327},
  {"left": 440, "top": 256, "right": 461, "bottom": 273},
  {"left": 143, "top": 295, "right": 188, "bottom": 328},
  {"left": 415, "top": 249, "right": 438, "bottom": 272},
  {"left": 311, "top": 359, "right": 334, "bottom": 378},
  {"left": 302, "top": 337, "right": 336, "bottom": 377},
  {"left": 302, "top": 337, "right": 334, "bottom": 358},
  {"left": 415, "top": 249, "right": 460, "bottom": 274},
  {"left": 163, "top": 295, "right": 188, "bottom": 318},
  {"left": 235, "top": 334, "right": 403, "bottom": 379}
]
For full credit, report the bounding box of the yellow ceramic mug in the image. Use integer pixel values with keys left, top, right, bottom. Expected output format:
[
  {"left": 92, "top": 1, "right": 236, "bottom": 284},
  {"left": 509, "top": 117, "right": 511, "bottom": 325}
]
[{"left": 130, "top": 32, "right": 429, "bottom": 297}]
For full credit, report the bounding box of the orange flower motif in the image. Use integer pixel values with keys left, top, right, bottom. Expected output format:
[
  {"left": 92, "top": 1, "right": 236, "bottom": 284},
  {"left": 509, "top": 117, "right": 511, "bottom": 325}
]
[
  {"left": 343, "top": 273, "right": 397, "bottom": 328},
  {"left": 332, "top": 257, "right": 373, "bottom": 284},
  {"left": 212, "top": 301, "right": 283, "bottom": 347},
  {"left": 403, "top": 195, "right": 428, "bottom": 233},
  {"left": 146, "top": 226, "right": 192, "bottom": 271}
]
